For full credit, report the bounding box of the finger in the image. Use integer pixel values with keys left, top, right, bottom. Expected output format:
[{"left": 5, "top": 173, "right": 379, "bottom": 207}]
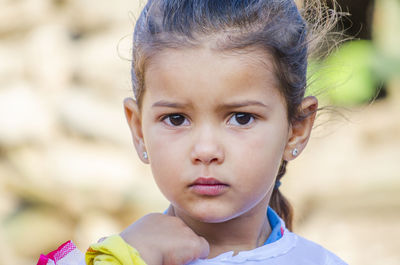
[{"left": 197, "top": 236, "right": 210, "bottom": 259}]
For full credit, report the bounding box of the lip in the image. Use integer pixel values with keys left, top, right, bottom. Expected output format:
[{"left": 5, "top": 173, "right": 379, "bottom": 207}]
[{"left": 189, "top": 177, "right": 229, "bottom": 196}]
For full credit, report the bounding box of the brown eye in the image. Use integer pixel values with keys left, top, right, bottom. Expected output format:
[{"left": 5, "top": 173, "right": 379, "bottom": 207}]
[
  {"left": 228, "top": 113, "right": 255, "bottom": 126},
  {"left": 163, "top": 114, "right": 189, "bottom": 126}
]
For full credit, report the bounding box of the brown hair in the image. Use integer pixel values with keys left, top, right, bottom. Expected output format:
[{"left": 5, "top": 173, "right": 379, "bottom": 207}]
[{"left": 131, "top": 0, "right": 341, "bottom": 230}]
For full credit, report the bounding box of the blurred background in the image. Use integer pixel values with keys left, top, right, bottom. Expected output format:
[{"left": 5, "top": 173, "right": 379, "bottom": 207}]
[{"left": 0, "top": 0, "right": 399, "bottom": 264}]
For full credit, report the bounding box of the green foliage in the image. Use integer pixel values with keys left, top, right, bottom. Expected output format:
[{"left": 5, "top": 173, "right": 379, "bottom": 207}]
[{"left": 307, "top": 40, "right": 378, "bottom": 106}]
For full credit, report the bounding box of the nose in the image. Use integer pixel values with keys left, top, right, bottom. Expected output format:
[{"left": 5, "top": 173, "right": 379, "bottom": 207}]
[{"left": 190, "top": 125, "right": 224, "bottom": 165}]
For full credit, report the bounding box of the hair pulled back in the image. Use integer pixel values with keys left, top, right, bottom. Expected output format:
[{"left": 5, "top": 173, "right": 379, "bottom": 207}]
[{"left": 131, "top": 0, "right": 338, "bottom": 230}]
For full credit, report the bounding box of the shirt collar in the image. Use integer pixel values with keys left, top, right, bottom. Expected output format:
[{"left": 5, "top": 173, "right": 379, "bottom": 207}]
[{"left": 264, "top": 206, "right": 285, "bottom": 245}]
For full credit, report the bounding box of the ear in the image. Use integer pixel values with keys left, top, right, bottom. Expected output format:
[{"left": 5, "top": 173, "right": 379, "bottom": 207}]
[
  {"left": 283, "top": 96, "right": 318, "bottom": 161},
  {"left": 123, "top": 98, "right": 149, "bottom": 164}
]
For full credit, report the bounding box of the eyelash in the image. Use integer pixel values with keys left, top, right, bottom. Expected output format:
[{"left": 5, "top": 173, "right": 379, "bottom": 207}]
[
  {"left": 227, "top": 112, "right": 256, "bottom": 127},
  {"left": 160, "top": 112, "right": 257, "bottom": 127},
  {"left": 161, "top": 113, "right": 190, "bottom": 127}
]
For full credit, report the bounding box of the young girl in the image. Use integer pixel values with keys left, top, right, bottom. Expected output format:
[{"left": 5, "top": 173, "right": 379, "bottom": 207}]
[{"left": 38, "top": 0, "right": 347, "bottom": 264}]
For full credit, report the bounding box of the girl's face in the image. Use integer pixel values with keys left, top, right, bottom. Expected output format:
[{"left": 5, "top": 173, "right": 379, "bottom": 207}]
[{"left": 127, "top": 47, "right": 300, "bottom": 223}]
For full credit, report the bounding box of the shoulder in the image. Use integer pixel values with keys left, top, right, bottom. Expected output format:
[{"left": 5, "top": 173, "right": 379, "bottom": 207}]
[{"left": 284, "top": 231, "right": 348, "bottom": 265}]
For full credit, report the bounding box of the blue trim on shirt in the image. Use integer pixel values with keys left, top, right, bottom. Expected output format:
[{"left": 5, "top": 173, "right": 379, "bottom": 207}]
[{"left": 264, "top": 207, "right": 283, "bottom": 245}]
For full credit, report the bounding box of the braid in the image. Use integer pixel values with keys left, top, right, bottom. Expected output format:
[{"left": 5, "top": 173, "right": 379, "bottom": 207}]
[{"left": 270, "top": 160, "right": 294, "bottom": 231}]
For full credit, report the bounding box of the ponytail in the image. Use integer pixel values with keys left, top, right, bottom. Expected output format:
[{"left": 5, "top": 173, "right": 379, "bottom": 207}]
[{"left": 270, "top": 160, "right": 294, "bottom": 231}]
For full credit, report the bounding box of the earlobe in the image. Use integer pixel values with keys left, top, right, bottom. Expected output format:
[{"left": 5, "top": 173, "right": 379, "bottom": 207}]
[
  {"left": 283, "top": 96, "right": 318, "bottom": 161},
  {"left": 123, "top": 98, "right": 149, "bottom": 164}
]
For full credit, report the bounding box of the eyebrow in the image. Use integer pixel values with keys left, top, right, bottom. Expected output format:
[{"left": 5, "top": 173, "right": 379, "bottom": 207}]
[
  {"left": 152, "top": 100, "right": 269, "bottom": 110},
  {"left": 220, "top": 100, "right": 269, "bottom": 109},
  {"left": 152, "top": 100, "right": 189, "bottom": 108}
]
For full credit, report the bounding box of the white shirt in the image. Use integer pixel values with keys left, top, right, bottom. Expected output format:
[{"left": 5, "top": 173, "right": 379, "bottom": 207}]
[{"left": 188, "top": 209, "right": 347, "bottom": 265}]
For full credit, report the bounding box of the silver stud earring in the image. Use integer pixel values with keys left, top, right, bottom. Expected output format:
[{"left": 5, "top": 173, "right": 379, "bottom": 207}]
[
  {"left": 292, "top": 148, "right": 299, "bottom": 157},
  {"left": 143, "top": 151, "right": 148, "bottom": 160}
]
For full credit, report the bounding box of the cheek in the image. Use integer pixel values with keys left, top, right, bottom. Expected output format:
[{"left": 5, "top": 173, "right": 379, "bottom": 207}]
[
  {"left": 231, "top": 126, "right": 287, "bottom": 184},
  {"left": 148, "top": 149, "right": 179, "bottom": 200},
  {"left": 239, "top": 126, "right": 286, "bottom": 163},
  {"left": 144, "top": 127, "right": 187, "bottom": 191}
]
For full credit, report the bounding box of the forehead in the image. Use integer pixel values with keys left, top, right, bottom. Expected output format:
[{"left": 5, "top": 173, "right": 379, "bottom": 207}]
[{"left": 143, "top": 47, "right": 283, "bottom": 104}]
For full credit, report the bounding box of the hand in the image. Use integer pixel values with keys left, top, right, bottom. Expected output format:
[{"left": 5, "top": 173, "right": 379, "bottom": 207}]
[{"left": 120, "top": 213, "right": 210, "bottom": 265}]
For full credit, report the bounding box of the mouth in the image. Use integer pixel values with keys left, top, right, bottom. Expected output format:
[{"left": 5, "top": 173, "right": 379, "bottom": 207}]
[{"left": 188, "top": 177, "right": 229, "bottom": 196}]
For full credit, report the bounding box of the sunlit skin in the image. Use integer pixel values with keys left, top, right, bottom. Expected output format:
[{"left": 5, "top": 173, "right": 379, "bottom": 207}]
[{"left": 124, "top": 47, "right": 318, "bottom": 258}]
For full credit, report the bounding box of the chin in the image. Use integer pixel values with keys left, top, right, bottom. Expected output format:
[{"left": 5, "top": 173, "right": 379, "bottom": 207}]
[{"left": 188, "top": 208, "right": 239, "bottom": 224}]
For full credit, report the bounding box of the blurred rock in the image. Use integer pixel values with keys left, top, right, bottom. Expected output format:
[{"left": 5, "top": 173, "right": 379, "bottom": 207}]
[
  {"left": 66, "top": 0, "right": 138, "bottom": 34},
  {"left": 0, "top": 162, "right": 19, "bottom": 220},
  {"left": 373, "top": 0, "right": 400, "bottom": 59},
  {"left": 0, "top": 224, "right": 20, "bottom": 265},
  {"left": 0, "top": 83, "right": 55, "bottom": 147},
  {"left": 74, "top": 211, "right": 121, "bottom": 250},
  {"left": 5, "top": 147, "right": 55, "bottom": 189},
  {"left": 0, "top": 43, "right": 24, "bottom": 84},
  {"left": 286, "top": 102, "right": 400, "bottom": 213},
  {"left": 372, "top": 0, "right": 400, "bottom": 102},
  {"left": 0, "top": 0, "right": 53, "bottom": 35},
  {"left": 4, "top": 207, "right": 73, "bottom": 258},
  {"left": 297, "top": 187, "right": 400, "bottom": 265},
  {"left": 45, "top": 139, "right": 141, "bottom": 191},
  {"left": 72, "top": 31, "right": 132, "bottom": 100},
  {"left": 58, "top": 89, "right": 131, "bottom": 146},
  {"left": 5, "top": 140, "right": 144, "bottom": 210},
  {"left": 24, "top": 23, "right": 73, "bottom": 94}
]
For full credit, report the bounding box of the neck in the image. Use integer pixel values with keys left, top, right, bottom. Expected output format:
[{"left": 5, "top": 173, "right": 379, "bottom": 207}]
[{"left": 169, "top": 196, "right": 272, "bottom": 258}]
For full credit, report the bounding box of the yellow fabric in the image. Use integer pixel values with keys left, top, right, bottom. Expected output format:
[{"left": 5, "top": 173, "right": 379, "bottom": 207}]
[{"left": 85, "top": 235, "right": 147, "bottom": 265}]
